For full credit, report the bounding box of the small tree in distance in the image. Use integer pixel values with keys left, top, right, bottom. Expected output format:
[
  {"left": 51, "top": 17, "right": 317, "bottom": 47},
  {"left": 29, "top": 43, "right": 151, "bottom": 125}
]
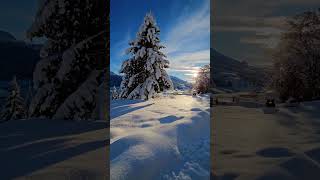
[
  {"left": 111, "top": 86, "right": 118, "bottom": 100},
  {"left": 194, "top": 65, "right": 210, "bottom": 94},
  {"left": 0, "top": 76, "right": 26, "bottom": 121}
]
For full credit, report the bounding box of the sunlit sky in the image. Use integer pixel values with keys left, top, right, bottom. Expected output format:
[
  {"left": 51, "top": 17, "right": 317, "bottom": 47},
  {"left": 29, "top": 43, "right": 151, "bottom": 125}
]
[
  {"left": 1, "top": 0, "right": 318, "bottom": 72},
  {"left": 111, "top": 0, "right": 210, "bottom": 82},
  {"left": 213, "top": 0, "right": 320, "bottom": 67}
]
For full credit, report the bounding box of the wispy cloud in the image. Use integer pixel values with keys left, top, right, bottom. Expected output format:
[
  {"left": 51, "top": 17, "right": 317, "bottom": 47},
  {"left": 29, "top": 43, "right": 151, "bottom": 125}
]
[
  {"left": 167, "top": 49, "right": 209, "bottom": 82},
  {"left": 112, "top": 30, "right": 132, "bottom": 57},
  {"left": 111, "top": 0, "right": 210, "bottom": 81},
  {"left": 214, "top": 16, "right": 287, "bottom": 48},
  {"left": 212, "top": 0, "right": 318, "bottom": 67},
  {"left": 163, "top": 0, "right": 210, "bottom": 81},
  {"left": 163, "top": 0, "right": 210, "bottom": 54}
]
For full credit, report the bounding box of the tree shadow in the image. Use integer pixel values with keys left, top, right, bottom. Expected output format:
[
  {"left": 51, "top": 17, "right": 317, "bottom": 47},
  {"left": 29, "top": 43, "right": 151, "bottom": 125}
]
[
  {"left": 1, "top": 138, "right": 107, "bottom": 179},
  {"left": 0, "top": 119, "right": 106, "bottom": 149},
  {"left": 0, "top": 119, "right": 107, "bottom": 179},
  {"left": 159, "top": 115, "right": 184, "bottom": 124},
  {"left": 110, "top": 102, "right": 153, "bottom": 119},
  {"left": 110, "top": 99, "right": 145, "bottom": 108}
]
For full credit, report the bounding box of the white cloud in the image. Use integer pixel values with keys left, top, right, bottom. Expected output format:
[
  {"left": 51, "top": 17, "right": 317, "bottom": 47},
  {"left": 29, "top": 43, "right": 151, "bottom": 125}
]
[
  {"left": 169, "top": 49, "right": 210, "bottom": 66},
  {"left": 163, "top": 0, "right": 210, "bottom": 54},
  {"left": 167, "top": 49, "right": 209, "bottom": 81},
  {"left": 112, "top": 31, "right": 132, "bottom": 57},
  {"left": 111, "top": 0, "right": 210, "bottom": 82},
  {"left": 163, "top": 0, "right": 210, "bottom": 82}
]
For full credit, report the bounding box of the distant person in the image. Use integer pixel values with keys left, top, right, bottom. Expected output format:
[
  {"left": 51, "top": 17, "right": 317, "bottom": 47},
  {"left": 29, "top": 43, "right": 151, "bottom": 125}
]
[{"left": 266, "top": 99, "right": 275, "bottom": 107}]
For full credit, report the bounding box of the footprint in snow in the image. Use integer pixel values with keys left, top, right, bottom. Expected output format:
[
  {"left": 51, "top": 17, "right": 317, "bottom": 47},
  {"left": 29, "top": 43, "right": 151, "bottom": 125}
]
[
  {"left": 256, "top": 147, "right": 294, "bottom": 158},
  {"left": 191, "top": 108, "right": 202, "bottom": 112}
]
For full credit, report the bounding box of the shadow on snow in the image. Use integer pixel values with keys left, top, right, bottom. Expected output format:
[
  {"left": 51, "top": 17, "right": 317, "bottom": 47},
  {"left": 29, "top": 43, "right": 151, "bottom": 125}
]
[{"left": 0, "top": 119, "right": 107, "bottom": 179}]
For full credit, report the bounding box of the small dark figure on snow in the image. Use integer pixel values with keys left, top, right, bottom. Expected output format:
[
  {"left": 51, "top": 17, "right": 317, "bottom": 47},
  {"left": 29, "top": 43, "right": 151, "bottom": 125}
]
[
  {"left": 193, "top": 91, "right": 197, "bottom": 96},
  {"left": 266, "top": 99, "right": 275, "bottom": 107}
]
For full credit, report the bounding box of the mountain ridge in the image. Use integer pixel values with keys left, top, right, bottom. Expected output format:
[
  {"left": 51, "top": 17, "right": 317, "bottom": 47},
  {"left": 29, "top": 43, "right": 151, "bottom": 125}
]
[
  {"left": 212, "top": 48, "right": 269, "bottom": 91},
  {"left": 0, "top": 31, "right": 41, "bottom": 80},
  {"left": 0, "top": 30, "right": 16, "bottom": 42},
  {"left": 110, "top": 71, "right": 192, "bottom": 90}
]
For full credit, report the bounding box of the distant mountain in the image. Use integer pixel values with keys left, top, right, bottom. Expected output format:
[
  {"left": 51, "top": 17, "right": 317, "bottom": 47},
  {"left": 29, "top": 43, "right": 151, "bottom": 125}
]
[
  {"left": 0, "top": 31, "right": 16, "bottom": 42},
  {"left": 110, "top": 71, "right": 117, "bottom": 76},
  {"left": 110, "top": 72, "right": 122, "bottom": 87},
  {"left": 170, "top": 76, "right": 192, "bottom": 90},
  {"left": 211, "top": 48, "right": 269, "bottom": 91},
  {"left": 110, "top": 71, "right": 192, "bottom": 90},
  {"left": 0, "top": 31, "right": 41, "bottom": 80}
]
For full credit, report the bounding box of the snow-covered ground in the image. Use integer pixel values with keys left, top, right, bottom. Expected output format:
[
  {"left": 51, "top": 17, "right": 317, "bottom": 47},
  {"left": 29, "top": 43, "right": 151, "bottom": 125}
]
[
  {"left": 110, "top": 95, "right": 210, "bottom": 180},
  {"left": 0, "top": 119, "right": 108, "bottom": 179},
  {"left": 213, "top": 99, "right": 320, "bottom": 179}
]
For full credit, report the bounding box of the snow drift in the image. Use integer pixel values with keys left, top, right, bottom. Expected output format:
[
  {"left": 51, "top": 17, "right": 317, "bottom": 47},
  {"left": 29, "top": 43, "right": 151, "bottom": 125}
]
[{"left": 110, "top": 95, "right": 210, "bottom": 180}]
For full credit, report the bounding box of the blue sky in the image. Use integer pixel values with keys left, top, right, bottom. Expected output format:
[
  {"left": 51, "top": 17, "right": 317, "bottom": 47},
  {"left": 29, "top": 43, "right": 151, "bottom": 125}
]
[
  {"left": 0, "top": 1, "right": 38, "bottom": 41},
  {"left": 213, "top": 0, "right": 320, "bottom": 67},
  {"left": 111, "top": 0, "right": 210, "bottom": 82}
]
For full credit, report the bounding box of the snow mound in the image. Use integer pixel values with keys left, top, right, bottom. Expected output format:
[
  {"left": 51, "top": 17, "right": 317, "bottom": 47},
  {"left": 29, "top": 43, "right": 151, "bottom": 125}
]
[
  {"left": 110, "top": 95, "right": 210, "bottom": 180},
  {"left": 111, "top": 132, "right": 180, "bottom": 180}
]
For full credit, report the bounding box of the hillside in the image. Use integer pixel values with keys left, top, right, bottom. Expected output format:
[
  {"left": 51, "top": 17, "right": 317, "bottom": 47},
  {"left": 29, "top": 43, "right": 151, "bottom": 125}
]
[
  {"left": 211, "top": 49, "right": 269, "bottom": 91},
  {"left": 110, "top": 72, "right": 122, "bottom": 87},
  {"left": 0, "top": 31, "right": 41, "bottom": 80},
  {"left": 0, "top": 30, "right": 16, "bottom": 42},
  {"left": 110, "top": 71, "right": 192, "bottom": 90}
]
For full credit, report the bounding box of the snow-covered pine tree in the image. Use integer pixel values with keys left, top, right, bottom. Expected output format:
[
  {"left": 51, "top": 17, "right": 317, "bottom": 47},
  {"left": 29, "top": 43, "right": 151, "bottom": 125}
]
[
  {"left": 119, "top": 12, "right": 173, "bottom": 100},
  {"left": 111, "top": 86, "right": 118, "bottom": 100},
  {"left": 0, "top": 76, "right": 26, "bottom": 121},
  {"left": 27, "top": 0, "right": 108, "bottom": 120}
]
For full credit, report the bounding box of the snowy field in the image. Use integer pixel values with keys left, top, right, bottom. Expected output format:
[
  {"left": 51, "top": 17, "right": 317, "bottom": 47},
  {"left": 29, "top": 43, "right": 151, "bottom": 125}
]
[
  {"left": 0, "top": 119, "right": 108, "bottom": 179},
  {"left": 110, "top": 95, "right": 210, "bottom": 180},
  {"left": 213, "top": 100, "right": 320, "bottom": 180}
]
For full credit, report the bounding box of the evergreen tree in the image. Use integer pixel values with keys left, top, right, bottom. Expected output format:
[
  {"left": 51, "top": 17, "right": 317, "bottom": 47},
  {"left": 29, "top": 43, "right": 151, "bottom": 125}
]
[
  {"left": 111, "top": 86, "right": 118, "bottom": 100},
  {"left": 119, "top": 12, "right": 173, "bottom": 100},
  {"left": 0, "top": 76, "right": 26, "bottom": 120},
  {"left": 27, "top": 0, "right": 108, "bottom": 119}
]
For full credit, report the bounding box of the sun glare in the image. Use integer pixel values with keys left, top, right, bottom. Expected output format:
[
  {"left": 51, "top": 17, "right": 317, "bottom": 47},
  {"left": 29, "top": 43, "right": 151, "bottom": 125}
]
[{"left": 193, "top": 73, "right": 198, "bottom": 78}]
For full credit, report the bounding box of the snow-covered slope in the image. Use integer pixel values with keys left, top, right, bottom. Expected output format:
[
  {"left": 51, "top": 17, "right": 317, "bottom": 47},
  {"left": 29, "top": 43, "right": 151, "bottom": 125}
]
[
  {"left": 110, "top": 95, "right": 210, "bottom": 180},
  {"left": 212, "top": 49, "right": 269, "bottom": 91},
  {"left": 170, "top": 76, "right": 192, "bottom": 90},
  {"left": 213, "top": 99, "right": 320, "bottom": 179}
]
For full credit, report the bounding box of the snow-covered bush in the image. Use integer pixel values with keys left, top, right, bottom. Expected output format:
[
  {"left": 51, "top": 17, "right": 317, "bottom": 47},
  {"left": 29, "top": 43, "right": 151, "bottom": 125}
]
[
  {"left": 272, "top": 9, "right": 320, "bottom": 101},
  {"left": 27, "top": 0, "right": 108, "bottom": 119},
  {"left": 194, "top": 65, "right": 210, "bottom": 94},
  {"left": 119, "top": 12, "right": 173, "bottom": 100},
  {"left": 111, "top": 86, "right": 118, "bottom": 100},
  {"left": 0, "top": 76, "right": 26, "bottom": 120}
]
